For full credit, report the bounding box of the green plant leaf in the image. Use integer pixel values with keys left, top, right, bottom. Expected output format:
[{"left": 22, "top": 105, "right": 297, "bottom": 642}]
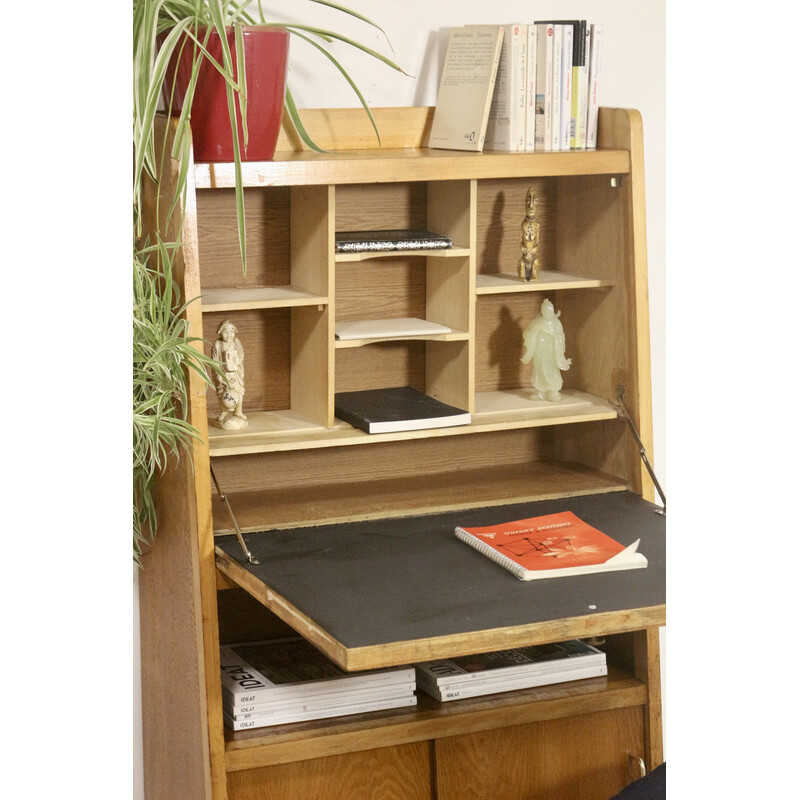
[
  {"left": 284, "top": 24, "right": 408, "bottom": 75},
  {"left": 307, "top": 0, "right": 395, "bottom": 52},
  {"left": 289, "top": 29, "right": 381, "bottom": 146},
  {"left": 284, "top": 88, "right": 325, "bottom": 152}
]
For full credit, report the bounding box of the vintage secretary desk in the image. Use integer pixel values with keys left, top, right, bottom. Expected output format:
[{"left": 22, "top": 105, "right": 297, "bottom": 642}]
[{"left": 139, "top": 106, "right": 665, "bottom": 800}]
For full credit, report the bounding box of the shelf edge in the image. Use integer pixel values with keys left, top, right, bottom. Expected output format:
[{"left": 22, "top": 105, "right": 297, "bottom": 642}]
[
  {"left": 194, "top": 148, "right": 632, "bottom": 189},
  {"left": 224, "top": 675, "right": 648, "bottom": 772}
]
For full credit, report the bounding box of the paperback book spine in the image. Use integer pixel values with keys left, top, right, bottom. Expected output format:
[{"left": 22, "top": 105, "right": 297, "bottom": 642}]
[
  {"left": 512, "top": 25, "right": 528, "bottom": 151},
  {"left": 488, "top": 24, "right": 528, "bottom": 151},
  {"left": 534, "top": 24, "right": 553, "bottom": 151},
  {"left": 559, "top": 24, "right": 574, "bottom": 150},
  {"left": 575, "top": 23, "right": 591, "bottom": 149},
  {"left": 586, "top": 24, "right": 604, "bottom": 150},
  {"left": 524, "top": 24, "right": 538, "bottom": 151},
  {"left": 549, "top": 25, "right": 563, "bottom": 151}
]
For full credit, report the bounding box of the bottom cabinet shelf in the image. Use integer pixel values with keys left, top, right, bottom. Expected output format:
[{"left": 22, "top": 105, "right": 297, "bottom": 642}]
[{"left": 223, "top": 665, "right": 647, "bottom": 772}]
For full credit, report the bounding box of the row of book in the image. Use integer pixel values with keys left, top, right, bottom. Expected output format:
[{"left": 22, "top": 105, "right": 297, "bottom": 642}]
[
  {"left": 429, "top": 21, "right": 603, "bottom": 154},
  {"left": 221, "top": 635, "right": 606, "bottom": 731},
  {"left": 487, "top": 20, "right": 604, "bottom": 153}
]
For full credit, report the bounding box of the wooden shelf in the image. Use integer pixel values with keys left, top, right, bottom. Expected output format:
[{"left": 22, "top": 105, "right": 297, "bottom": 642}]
[
  {"left": 210, "top": 462, "right": 629, "bottom": 536},
  {"left": 476, "top": 270, "right": 612, "bottom": 294},
  {"left": 201, "top": 286, "right": 328, "bottom": 312},
  {"left": 334, "top": 327, "right": 470, "bottom": 349},
  {"left": 336, "top": 246, "right": 471, "bottom": 262},
  {"left": 207, "top": 390, "right": 618, "bottom": 457},
  {"left": 473, "top": 388, "right": 616, "bottom": 422},
  {"left": 223, "top": 665, "right": 646, "bottom": 771},
  {"left": 195, "top": 147, "right": 631, "bottom": 189}
]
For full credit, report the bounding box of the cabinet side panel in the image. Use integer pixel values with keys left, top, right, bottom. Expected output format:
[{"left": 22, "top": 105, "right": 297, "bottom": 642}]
[
  {"left": 598, "top": 108, "right": 654, "bottom": 499},
  {"left": 227, "top": 742, "right": 433, "bottom": 800},
  {"left": 140, "top": 459, "right": 212, "bottom": 800},
  {"left": 139, "top": 117, "right": 225, "bottom": 800}
]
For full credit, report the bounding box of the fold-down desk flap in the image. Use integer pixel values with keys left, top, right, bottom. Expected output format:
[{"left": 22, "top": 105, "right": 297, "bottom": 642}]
[{"left": 215, "top": 491, "right": 666, "bottom": 671}]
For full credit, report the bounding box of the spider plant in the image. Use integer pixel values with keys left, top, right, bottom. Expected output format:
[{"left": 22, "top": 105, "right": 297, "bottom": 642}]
[
  {"left": 133, "top": 242, "right": 222, "bottom": 564},
  {"left": 134, "top": 0, "right": 406, "bottom": 270},
  {"left": 132, "top": 1, "right": 403, "bottom": 563}
]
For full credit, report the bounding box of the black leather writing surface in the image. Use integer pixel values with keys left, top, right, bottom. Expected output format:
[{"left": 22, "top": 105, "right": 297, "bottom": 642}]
[{"left": 216, "top": 491, "right": 666, "bottom": 650}]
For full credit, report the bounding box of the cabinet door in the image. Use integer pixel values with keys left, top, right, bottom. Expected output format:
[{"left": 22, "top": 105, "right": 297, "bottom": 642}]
[
  {"left": 435, "top": 707, "right": 644, "bottom": 800},
  {"left": 227, "top": 741, "right": 433, "bottom": 800}
]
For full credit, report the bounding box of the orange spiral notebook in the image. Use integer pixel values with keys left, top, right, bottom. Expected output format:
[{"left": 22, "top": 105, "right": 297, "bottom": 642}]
[{"left": 454, "top": 510, "right": 647, "bottom": 581}]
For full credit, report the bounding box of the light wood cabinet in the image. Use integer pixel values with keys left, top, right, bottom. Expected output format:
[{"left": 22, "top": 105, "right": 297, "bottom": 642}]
[{"left": 140, "top": 106, "right": 664, "bottom": 800}]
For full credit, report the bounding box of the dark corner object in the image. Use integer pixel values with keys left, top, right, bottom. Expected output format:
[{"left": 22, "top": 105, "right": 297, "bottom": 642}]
[{"left": 610, "top": 762, "right": 666, "bottom": 800}]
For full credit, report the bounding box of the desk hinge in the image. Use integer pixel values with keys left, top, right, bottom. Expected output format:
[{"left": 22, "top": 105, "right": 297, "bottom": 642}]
[
  {"left": 615, "top": 386, "right": 666, "bottom": 516},
  {"left": 210, "top": 465, "right": 261, "bottom": 564}
]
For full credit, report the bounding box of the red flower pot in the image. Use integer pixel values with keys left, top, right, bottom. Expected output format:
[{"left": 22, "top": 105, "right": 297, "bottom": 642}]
[{"left": 163, "top": 26, "right": 289, "bottom": 162}]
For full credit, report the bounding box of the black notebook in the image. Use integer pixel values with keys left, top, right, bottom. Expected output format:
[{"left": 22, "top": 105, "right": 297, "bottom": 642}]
[
  {"left": 335, "top": 229, "right": 453, "bottom": 253},
  {"left": 335, "top": 386, "right": 471, "bottom": 434}
]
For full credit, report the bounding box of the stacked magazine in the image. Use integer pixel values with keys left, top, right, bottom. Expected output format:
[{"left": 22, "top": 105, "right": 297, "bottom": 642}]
[
  {"left": 221, "top": 638, "right": 417, "bottom": 731},
  {"left": 414, "top": 639, "right": 606, "bottom": 702}
]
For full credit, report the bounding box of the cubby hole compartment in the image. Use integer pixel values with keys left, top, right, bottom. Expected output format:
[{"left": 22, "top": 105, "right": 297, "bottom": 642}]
[
  {"left": 473, "top": 290, "right": 618, "bottom": 425},
  {"left": 196, "top": 185, "right": 330, "bottom": 310},
  {"left": 334, "top": 180, "right": 471, "bottom": 251},
  {"left": 204, "top": 305, "right": 331, "bottom": 444},
  {"left": 334, "top": 334, "right": 472, "bottom": 418},
  {"left": 474, "top": 175, "right": 617, "bottom": 292},
  {"left": 335, "top": 254, "right": 471, "bottom": 337}
]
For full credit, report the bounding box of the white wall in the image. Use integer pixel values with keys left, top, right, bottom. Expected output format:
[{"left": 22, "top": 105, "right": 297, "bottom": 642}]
[{"left": 133, "top": 2, "right": 666, "bottom": 796}]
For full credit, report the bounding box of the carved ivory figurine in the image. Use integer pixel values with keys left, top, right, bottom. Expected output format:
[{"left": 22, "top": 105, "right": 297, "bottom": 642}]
[
  {"left": 521, "top": 299, "right": 572, "bottom": 401},
  {"left": 518, "top": 186, "right": 541, "bottom": 281},
  {"left": 211, "top": 319, "right": 248, "bottom": 429}
]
